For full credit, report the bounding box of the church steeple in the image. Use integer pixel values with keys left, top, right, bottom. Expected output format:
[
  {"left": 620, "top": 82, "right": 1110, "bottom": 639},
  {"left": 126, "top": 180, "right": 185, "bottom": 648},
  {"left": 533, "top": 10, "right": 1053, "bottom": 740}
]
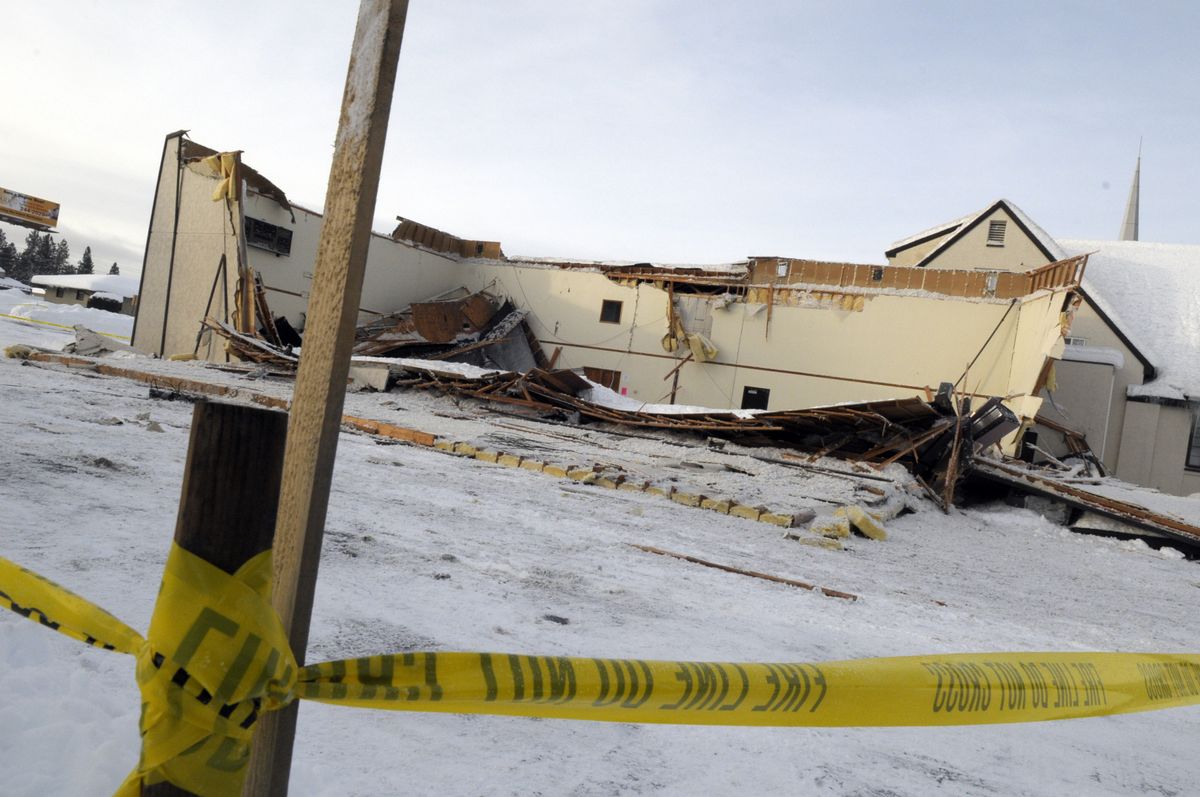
[{"left": 1119, "top": 146, "right": 1140, "bottom": 241}]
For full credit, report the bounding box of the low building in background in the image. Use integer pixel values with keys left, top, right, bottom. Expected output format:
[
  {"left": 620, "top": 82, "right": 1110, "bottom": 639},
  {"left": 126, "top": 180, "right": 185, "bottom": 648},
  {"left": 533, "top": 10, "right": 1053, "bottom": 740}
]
[{"left": 31, "top": 273, "right": 140, "bottom": 315}]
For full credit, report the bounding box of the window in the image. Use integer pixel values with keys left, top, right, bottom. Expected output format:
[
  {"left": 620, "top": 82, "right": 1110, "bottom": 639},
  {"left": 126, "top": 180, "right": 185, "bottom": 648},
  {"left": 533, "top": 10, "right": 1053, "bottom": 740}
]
[
  {"left": 599, "top": 299, "right": 622, "bottom": 324},
  {"left": 776, "top": 259, "right": 790, "bottom": 278},
  {"left": 76, "top": 289, "right": 87, "bottom": 300},
  {"left": 54, "top": 287, "right": 64, "bottom": 298},
  {"left": 987, "top": 220, "right": 1007, "bottom": 246},
  {"left": 741, "top": 386, "right": 770, "bottom": 410},
  {"left": 244, "top": 216, "right": 293, "bottom": 256},
  {"left": 1064, "top": 336, "right": 1089, "bottom": 347},
  {"left": 1187, "top": 408, "right": 1200, "bottom": 471}
]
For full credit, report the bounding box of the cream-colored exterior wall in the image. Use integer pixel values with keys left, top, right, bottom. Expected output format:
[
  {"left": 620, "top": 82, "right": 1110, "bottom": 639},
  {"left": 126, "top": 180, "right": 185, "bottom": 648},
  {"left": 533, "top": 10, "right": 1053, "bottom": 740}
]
[
  {"left": 886, "top": 231, "right": 952, "bottom": 267},
  {"left": 132, "top": 135, "right": 243, "bottom": 360},
  {"left": 1040, "top": 359, "right": 1117, "bottom": 457},
  {"left": 133, "top": 133, "right": 466, "bottom": 359},
  {"left": 1036, "top": 298, "right": 1146, "bottom": 470},
  {"left": 1115, "top": 401, "right": 1198, "bottom": 494},
  {"left": 243, "top": 195, "right": 464, "bottom": 330},
  {"left": 42, "top": 288, "right": 88, "bottom": 308},
  {"left": 458, "top": 261, "right": 1065, "bottom": 430},
  {"left": 891, "top": 201, "right": 1200, "bottom": 494},
  {"left": 922, "top": 208, "right": 1051, "bottom": 272}
]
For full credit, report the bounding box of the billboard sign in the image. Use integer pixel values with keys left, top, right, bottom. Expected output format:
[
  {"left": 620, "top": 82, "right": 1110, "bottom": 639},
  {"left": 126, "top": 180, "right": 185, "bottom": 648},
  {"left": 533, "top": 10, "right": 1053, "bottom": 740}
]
[{"left": 0, "top": 187, "right": 60, "bottom": 229}]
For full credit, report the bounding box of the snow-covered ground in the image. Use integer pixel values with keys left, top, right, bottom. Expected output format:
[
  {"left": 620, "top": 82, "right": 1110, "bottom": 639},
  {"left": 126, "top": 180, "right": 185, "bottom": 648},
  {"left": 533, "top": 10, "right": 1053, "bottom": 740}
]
[
  {"left": 0, "top": 283, "right": 133, "bottom": 347},
  {"left": 2, "top": 285, "right": 1199, "bottom": 796}
]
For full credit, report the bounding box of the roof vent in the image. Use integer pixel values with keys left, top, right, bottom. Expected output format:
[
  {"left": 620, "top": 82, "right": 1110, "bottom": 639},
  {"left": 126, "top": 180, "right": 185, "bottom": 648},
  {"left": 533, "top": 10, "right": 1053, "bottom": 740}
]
[{"left": 987, "top": 220, "right": 1007, "bottom": 246}]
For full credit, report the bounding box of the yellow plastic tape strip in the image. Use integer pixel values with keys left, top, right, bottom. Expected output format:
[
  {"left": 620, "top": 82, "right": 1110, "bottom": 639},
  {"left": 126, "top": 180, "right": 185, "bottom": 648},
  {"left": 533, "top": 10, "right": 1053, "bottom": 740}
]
[
  {"left": 120, "top": 544, "right": 297, "bottom": 797},
  {"left": 299, "top": 650, "right": 1200, "bottom": 727},
  {"left": 0, "top": 555, "right": 143, "bottom": 654},
  {"left": 0, "top": 311, "right": 132, "bottom": 341},
  {"left": 4, "top": 547, "right": 1200, "bottom": 796}
]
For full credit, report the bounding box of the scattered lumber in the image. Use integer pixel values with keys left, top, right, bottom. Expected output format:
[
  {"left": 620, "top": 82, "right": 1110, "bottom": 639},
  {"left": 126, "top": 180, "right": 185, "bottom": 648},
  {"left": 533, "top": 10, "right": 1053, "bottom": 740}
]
[{"left": 971, "top": 457, "right": 1200, "bottom": 549}]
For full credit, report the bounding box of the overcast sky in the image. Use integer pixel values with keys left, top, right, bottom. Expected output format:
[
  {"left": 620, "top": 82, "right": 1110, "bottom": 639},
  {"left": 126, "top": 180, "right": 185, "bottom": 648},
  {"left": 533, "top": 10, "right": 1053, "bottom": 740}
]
[{"left": 3, "top": 1, "right": 1197, "bottom": 273}]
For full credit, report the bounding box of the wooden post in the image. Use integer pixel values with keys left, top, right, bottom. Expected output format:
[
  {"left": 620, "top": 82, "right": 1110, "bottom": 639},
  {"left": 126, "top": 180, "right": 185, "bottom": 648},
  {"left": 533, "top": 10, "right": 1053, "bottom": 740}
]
[
  {"left": 144, "top": 400, "right": 289, "bottom": 796},
  {"left": 244, "top": 2, "right": 409, "bottom": 795}
]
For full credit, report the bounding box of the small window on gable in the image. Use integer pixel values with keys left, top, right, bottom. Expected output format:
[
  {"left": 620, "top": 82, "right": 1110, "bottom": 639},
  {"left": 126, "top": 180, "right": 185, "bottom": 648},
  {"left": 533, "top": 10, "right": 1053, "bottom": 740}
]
[
  {"left": 987, "top": 220, "right": 1007, "bottom": 246},
  {"left": 599, "top": 299, "right": 622, "bottom": 324},
  {"left": 1187, "top": 408, "right": 1200, "bottom": 471}
]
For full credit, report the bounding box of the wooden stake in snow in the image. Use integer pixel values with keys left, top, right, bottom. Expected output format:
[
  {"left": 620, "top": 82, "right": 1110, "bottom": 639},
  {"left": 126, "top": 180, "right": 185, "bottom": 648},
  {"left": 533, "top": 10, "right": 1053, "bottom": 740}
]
[
  {"left": 244, "top": 2, "right": 409, "bottom": 794},
  {"left": 144, "top": 400, "right": 288, "bottom": 797}
]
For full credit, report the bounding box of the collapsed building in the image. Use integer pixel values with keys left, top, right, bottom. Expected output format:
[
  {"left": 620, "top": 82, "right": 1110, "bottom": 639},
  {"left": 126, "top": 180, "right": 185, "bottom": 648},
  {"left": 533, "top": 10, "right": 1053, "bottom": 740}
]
[{"left": 131, "top": 131, "right": 1085, "bottom": 461}]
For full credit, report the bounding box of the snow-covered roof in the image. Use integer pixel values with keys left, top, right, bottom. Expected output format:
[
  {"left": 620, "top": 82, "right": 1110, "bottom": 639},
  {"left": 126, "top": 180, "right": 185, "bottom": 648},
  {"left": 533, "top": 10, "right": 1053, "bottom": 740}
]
[
  {"left": 886, "top": 199, "right": 1067, "bottom": 265},
  {"left": 502, "top": 255, "right": 749, "bottom": 276},
  {"left": 1060, "top": 240, "right": 1200, "bottom": 398},
  {"left": 885, "top": 212, "right": 974, "bottom": 255},
  {"left": 1061, "top": 344, "right": 1125, "bottom": 369},
  {"left": 1006, "top": 201, "right": 1067, "bottom": 261},
  {"left": 30, "top": 273, "right": 140, "bottom": 298}
]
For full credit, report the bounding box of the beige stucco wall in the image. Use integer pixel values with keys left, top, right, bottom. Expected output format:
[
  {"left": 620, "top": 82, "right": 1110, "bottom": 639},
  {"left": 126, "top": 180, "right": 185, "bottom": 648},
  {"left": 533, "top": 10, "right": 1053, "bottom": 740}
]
[
  {"left": 1036, "top": 297, "right": 1146, "bottom": 469},
  {"left": 921, "top": 207, "right": 1051, "bottom": 272},
  {"left": 1116, "top": 401, "right": 1198, "bottom": 494},
  {"left": 132, "top": 134, "right": 242, "bottom": 360},
  {"left": 244, "top": 195, "right": 464, "bottom": 330},
  {"left": 459, "top": 262, "right": 1066, "bottom": 425},
  {"left": 42, "top": 289, "right": 87, "bottom": 308},
  {"left": 133, "top": 133, "right": 466, "bottom": 359}
]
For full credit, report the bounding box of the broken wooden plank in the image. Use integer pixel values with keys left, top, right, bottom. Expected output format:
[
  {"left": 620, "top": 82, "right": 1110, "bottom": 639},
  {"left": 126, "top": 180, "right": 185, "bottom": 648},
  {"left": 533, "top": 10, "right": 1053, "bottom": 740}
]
[
  {"left": 973, "top": 458, "right": 1200, "bottom": 546},
  {"left": 630, "top": 544, "right": 857, "bottom": 600}
]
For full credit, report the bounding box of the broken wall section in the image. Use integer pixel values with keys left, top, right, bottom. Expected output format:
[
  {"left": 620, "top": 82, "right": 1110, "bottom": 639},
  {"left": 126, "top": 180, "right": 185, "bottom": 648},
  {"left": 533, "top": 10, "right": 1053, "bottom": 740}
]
[{"left": 133, "top": 134, "right": 245, "bottom": 360}]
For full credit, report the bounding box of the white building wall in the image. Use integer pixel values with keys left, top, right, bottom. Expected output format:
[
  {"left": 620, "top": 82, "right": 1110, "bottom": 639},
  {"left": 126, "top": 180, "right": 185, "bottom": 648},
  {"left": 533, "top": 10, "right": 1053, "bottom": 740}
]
[
  {"left": 244, "top": 194, "right": 464, "bottom": 331},
  {"left": 458, "top": 260, "right": 1065, "bottom": 428}
]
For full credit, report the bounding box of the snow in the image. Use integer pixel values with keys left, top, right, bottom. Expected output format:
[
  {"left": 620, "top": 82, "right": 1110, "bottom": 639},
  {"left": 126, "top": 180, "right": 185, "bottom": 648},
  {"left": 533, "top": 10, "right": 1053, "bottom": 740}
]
[
  {"left": 3, "top": 312, "right": 1200, "bottom": 796},
  {"left": 384, "top": 356, "right": 506, "bottom": 380},
  {"left": 1060, "top": 343, "right": 1125, "bottom": 369},
  {"left": 1061, "top": 240, "right": 1200, "bottom": 398},
  {"left": 1077, "top": 475, "right": 1200, "bottom": 527},
  {"left": 1005, "top": 201, "right": 1067, "bottom": 262},
  {"left": 582, "top": 381, "right": 762, "bottom": 417},
  {"left": 886, "top": 213, "right": 972, "bottom": 253},
  {"left": 498, "top": 256, "right": 750, "bottom": 276},
  {"left": 0, "top": 283, "right": 133, "bottom": 346},
  {"left": 29, "top": 273, "right": 141, "bottom": 298}
]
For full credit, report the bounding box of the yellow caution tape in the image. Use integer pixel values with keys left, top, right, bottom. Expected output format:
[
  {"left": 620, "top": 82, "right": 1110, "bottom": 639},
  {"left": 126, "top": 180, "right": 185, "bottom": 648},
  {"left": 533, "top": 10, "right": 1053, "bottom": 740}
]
[
  {"left": 0, "top": 311, "right": 132, "bottom": 341},
  {"left": 3, "top": 546, "right": 1200, "bottom": 796}
]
